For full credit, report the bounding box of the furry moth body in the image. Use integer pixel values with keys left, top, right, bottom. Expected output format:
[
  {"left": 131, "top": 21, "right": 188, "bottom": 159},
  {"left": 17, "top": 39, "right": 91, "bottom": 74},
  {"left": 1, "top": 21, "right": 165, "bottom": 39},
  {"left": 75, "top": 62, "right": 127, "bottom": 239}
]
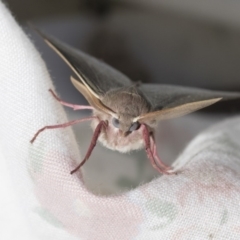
[{"left": 30, "top": 28, "right": 240, "bottom": 174}]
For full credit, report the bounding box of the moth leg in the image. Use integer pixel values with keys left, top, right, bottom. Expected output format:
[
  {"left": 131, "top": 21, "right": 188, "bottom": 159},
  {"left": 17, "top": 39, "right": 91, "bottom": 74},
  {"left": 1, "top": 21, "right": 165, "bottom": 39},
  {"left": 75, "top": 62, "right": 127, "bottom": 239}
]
[
  {"left": 49, "top": 89, "right": 93, "bottom": 110},
  {"left": 150, "top": 136, "right": 172, "bottom": 170},
  {"left": 141, "top": 124, "right": 166, "bottom": 174},
  {"left": 141, "top": 124, "right": 173, "bottom": 175},
  {"left": 30, "top": 116, "right": 95, "bottom": 143},
  {"left": 70, "top": 120, "right": 108, "bottom": 174}
]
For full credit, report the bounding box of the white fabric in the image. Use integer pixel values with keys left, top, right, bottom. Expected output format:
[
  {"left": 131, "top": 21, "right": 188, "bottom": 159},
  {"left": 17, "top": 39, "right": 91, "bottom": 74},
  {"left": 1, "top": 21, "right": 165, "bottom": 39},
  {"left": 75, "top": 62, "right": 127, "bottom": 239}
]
[
  {"left": 0, "top": 150, "right": 33, "bottom": 240},
  {"left": 0, "top": 2, "right": 79, "bottom": 239},
  {"left": 1, "top": 1, "right": 240, "bottom": 239}
]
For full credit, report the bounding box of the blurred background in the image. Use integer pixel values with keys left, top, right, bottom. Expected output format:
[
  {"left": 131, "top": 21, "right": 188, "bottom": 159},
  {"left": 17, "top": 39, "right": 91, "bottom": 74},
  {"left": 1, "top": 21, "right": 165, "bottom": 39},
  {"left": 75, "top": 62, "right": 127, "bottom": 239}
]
[{"left": 5, "top": 0, "right": 240, "bottom": 113}]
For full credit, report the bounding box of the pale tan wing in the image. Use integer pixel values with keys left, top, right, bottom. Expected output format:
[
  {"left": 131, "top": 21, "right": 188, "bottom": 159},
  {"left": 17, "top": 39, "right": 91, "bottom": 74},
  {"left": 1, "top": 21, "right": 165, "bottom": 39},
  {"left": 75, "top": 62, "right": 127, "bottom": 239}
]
[
  {"left": 71, "top": 77, "right": 116, "bottom": 116},
  {"left": 135, "top": 98, "right": 221, "bottom": 122},
  {"left": 136, "top": 83, "right": 240, "bottom": 122},
  {"left": 139, "top": 84, "right": 240, "bottom": 111}
]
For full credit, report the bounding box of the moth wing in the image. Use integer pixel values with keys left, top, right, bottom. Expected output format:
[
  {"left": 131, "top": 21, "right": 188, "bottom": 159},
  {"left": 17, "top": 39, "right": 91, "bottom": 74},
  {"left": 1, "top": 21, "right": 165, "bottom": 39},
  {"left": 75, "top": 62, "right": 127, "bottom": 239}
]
[
  {"left": 136, "top": 98, "right": 222, "bottom": 122},
  {"left": 137, "top": 84, "right": 240, "bottom": 122},
  {"left": 34, "top": 28, "right": 132, "bottom": 99},
  {"left": 70, "top": 76, "right": 116, "bottom": 115}
]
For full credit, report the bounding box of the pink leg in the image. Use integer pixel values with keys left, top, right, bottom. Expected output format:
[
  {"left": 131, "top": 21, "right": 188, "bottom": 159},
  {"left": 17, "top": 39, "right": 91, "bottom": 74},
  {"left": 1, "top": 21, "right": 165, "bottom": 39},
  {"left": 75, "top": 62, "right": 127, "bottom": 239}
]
[
  {"left": 49, "top": 89, "right": 93, "bottom": 111},
  {"left": 30, "top": 116, "right": 96, "bottom": 144},
  {"left": 70, "top": 120, "right": 108, "bottom": 174},
  {"left": 150, "top": 136, "right": 172, "bottom": 170},
  {"left": 141, "top": 125, "right": 158, "bottom": 170},
  {"left": 141, "top": 124, "right": 171, "bottom": 175}
]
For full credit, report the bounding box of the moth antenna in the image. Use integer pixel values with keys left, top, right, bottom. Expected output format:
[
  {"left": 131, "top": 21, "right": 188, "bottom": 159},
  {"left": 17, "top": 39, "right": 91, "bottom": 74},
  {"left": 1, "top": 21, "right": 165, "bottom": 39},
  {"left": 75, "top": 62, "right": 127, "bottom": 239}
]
[
  {"left": 30, "top": 117, "right": 95, "bottom": 144},
  {"left": 49, "top": 89, "right": 94, "bottom": 111},
  {"left": 141, "top": 124, "right": 173, "bottom": 175},
  {"left": 70, "top": 120, "right": 108, "bottom": 174}
]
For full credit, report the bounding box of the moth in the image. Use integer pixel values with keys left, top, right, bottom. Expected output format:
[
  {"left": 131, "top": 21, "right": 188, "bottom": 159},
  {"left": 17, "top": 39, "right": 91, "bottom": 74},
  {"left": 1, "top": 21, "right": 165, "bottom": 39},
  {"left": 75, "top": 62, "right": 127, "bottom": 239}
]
[{"left": 30, "top": 28, "right": 240, "bottom": 175}]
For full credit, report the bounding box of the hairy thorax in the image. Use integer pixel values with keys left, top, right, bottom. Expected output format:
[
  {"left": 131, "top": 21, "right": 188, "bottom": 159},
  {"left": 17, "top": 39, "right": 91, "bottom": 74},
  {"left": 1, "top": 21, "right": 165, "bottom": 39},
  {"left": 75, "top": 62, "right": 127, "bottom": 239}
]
[
  {"left": 91, "top": 112, "right": 145, "bottom": 152},
  {"left": 91, "top": 86, "right": 152, "bottom": 152}
]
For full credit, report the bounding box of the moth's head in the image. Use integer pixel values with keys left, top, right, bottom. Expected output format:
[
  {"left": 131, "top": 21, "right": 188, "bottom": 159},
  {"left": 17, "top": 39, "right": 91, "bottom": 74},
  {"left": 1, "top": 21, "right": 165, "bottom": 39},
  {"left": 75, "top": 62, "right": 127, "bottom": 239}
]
[{"left": 101, "top": 87, "right": 151, "bottom": 136}]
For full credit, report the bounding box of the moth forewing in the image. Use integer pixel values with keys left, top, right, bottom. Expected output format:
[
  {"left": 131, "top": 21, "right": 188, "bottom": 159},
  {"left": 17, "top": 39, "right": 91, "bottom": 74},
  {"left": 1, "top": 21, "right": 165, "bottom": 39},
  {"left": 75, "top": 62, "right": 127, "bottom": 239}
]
[
  {"left": 70, "top": 76, "right": 116, "bottom": 117},
  {"left": 40, "top": 33, "right": 101, "bottom": 100},
  {"left": 134, "top": 98, "right": 222, "bottom": 123}
]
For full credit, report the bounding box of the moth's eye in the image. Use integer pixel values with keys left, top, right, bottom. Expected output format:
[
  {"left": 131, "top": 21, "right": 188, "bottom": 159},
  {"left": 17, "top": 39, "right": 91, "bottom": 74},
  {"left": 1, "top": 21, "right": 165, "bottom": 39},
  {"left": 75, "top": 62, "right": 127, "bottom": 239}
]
[
  {"left": 129, "top": 122, "right": 140, "bottom": 132},
  {"left": 112, "top": 118, "right": 120, "bottom": 128}
]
